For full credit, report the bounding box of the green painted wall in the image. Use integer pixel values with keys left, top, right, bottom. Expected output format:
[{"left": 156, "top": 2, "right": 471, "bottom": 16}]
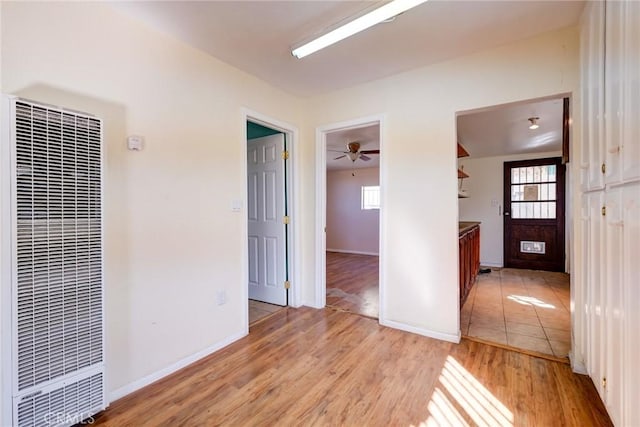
[{"left": 247, "top": 121, "right": 281, "bottom": 140}]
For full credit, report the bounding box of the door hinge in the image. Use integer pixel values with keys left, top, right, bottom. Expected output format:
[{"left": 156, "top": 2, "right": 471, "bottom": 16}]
[
  {"left": 283, "top": 215, "right": 290, "bottom": 225},
  {"left": 282, "top": 150, "right": 289, "bottom": 160},
  {"left": 601, "top": 163, "right": 606, "bottom": 174},
  {"left": 602, "top": 206, "right": 606, "bottom": 216},
  {"left": 284, "top": 280, "right": 291, "bottom": 289},
  {"left": 602, "top": 377, "right": 607, "bottom": 389}
]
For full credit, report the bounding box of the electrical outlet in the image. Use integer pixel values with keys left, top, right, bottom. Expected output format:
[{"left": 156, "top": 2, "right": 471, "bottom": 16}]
[{"left": 216, "top": 290, "right": 227, "bottom": 306}]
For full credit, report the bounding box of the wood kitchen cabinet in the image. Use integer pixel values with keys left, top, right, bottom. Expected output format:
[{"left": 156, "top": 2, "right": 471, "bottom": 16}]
[{"left": 459, "top": 222, "right": 480, "bottom": 308}]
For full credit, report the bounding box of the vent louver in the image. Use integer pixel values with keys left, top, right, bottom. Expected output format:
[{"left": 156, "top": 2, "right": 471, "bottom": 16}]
[{"left": 6, "top": 99, "right": 106, "bottom": 426}]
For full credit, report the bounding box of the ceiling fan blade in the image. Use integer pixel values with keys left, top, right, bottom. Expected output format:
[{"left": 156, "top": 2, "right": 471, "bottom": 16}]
[
  {"left": 359, "top": 154, "right": 372, "bottom": 161},
  {"left": 328, "top": 149, "right": 348, "bottom": 153},
  {"left": 334, "top": 155, "right": 346, "bottom": 160},
  {"left": 360, "top": 149, "right": 380, "bottom": 154}
]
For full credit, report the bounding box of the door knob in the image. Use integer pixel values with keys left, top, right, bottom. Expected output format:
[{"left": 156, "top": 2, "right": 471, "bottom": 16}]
[{"left": 504, "top": 212, "right": 510, "bottom": 216}]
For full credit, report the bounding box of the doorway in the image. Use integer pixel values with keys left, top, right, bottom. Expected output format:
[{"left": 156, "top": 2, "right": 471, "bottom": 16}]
[
  {"left": 245, "top": 118, "right": 294, "bottom": 325},
  {"left": 315, "top": 116, "right": 384, "bottom": 319},
  {"left": 456, "top": 95, "right": 572, "bottom": 359}
]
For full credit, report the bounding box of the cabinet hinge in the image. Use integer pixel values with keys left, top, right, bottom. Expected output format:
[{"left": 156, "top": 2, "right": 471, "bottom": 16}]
[
  {"left": 284, "top": 280, "right": 291, "bottom": 289},
  {"left": 601, "top": 163, "right": 606, "bottom": 174},
  {"left": 282, "top": 150, "right": 289, "bottom": 160},
  {"left": 283, "top": 216, "right": 290, "bottom": 225},
  {"left": 601, "top": 206, "right": 606, "bottom": 216}
]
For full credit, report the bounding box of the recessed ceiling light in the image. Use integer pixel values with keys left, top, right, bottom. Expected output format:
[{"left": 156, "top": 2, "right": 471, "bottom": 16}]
[
  {"left": 291, "top": 0, "right": 429, "bottom": 59},
  {"left": 528, "top": 117, "right": 540, "bottom": 130}
]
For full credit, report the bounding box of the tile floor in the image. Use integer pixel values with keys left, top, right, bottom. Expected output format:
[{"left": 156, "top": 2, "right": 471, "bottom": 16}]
[
  {"left": 461, "top": 267, "right": 571, "bottom": 359},
  {"left": 249, "top": 299, "right": 284, "bottom": 325}
]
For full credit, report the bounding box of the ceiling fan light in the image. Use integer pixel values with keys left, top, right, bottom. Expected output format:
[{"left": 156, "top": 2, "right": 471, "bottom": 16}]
[{"left": 291, "top": 0, "right": 429, "bottom": 59}]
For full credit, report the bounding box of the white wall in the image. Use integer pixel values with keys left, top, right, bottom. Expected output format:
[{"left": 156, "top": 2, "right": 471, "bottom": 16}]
[
  {"left": 327, "top": 167, "right": 379, "bottom": 255},
  {"left": 458, "top": 151, "right": 562, "bottom": 267},
  {"left": 306, "top": 26, "right": 579, "bottom": 342},
  {"left": 0, "top": 1, "right": 305, "bottom": 407},
  {"left": 0, "top": 0, "right": 582, "bottom": 416}
]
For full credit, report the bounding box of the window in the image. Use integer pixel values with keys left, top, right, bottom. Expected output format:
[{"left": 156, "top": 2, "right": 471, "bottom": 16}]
[
  {"left": 510, "top": 164, "right": 557, "bottom": 219},
  {"left": 361, "top": 186, "right": 380, "bottom": 210}
]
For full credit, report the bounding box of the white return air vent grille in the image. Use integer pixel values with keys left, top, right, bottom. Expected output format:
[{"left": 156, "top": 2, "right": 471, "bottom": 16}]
[
  {"left": 8, "top": 99, "right": 105, "bottom": 426},
  {"left": 16, "top": 372, "right": 103, "bottom": 427}
]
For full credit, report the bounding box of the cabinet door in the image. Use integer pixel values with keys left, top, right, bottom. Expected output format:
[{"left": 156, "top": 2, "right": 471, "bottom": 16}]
[
  {"left": 604, "top": 188, "right": 623, "bottom": 424},
  {"left": 575, "top": 194, "right": 591, "bottom": 367},
  {"left": 580, "top": 2, "right": 606, "bottom": 191},
  {"left": 604, "top": 1, "right": 624, "bottom": 185},
  {"left": 586, "top": 191, "right": 605, "bottom": 398},
  {"left": 622, "top": 182, "right": 640, "bottom": 426},
  {"left": 621, "top": 0, "right": 640, "bottom": 182}
]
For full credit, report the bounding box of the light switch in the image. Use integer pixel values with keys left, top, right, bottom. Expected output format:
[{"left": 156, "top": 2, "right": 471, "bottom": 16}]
[
  {"left": 491, "top": 199, "right": 499, "bottom": 207},
  {"left": 232, "top": 200, "right": 242, "bottom": 212}
]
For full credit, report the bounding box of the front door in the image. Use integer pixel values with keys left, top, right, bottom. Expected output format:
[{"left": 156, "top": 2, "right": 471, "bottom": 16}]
[
  {"left": 247, "top": 134, "right": 287, "bottom": 305},
  {"left": 503, "top": 157, "right": 566, "bottom": 272}
]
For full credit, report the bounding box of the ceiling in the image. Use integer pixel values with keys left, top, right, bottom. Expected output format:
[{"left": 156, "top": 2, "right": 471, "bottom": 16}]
[
  {"left": 110, "top": 1, "right": 585, "bottom": 97},
  {"left": 111, "top": 1, "right": 576, "bottom": 159},
  {"left": 457, "top": 96, "right": 565, "bottom": 158},
  {"left": 327, "top": 124, "right": 380, "bottom": 171}
]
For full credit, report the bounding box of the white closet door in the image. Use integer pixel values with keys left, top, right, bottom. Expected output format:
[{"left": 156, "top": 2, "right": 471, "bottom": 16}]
[
  {"left": 622, "top": 182, "right": 640, "bottom": 426},
  {"left": 604, "top": 188, "right": 623, "bottom": 425},
  {"left": 580, "top": 1, "right": 606, "bottom": 191},
  {"left": 604, "top": 1, "right": 624, "bottom": 185},
  {"left": 586, "top": 191, "right": 605, "bottom": 398},
  {"left": 621, "top": 0, "right": 640, "bottom": 182}
]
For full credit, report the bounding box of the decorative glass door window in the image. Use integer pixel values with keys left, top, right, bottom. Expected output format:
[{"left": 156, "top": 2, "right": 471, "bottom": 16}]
[{"left": 510, "top": 165, "right": 557, "bottom": 218}]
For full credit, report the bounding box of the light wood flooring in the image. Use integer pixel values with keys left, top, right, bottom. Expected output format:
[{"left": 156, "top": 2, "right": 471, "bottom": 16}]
[
  {"left": 326, "top": 251, "right": 378, "bottom": 318},
  {"left": 248, "top": 299, "right": 284, "bottom": 325},
  {"left": 93, "top": 307, "right": 611, "bottom": 426},
  {"left": 461, "top": 268, "right": 571, "bottom": 360}
]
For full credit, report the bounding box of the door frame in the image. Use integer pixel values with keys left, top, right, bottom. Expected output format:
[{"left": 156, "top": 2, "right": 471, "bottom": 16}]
[
  {"left": 314, "top": 114, "right": 386, "bottom": 320},
  {"left": 241, "top": 109, "right": 301, "bottom": 331}
]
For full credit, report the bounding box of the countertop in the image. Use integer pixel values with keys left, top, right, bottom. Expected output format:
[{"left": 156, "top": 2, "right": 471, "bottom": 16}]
[{"left": 459, "top": 221, "right": 480, "bottom": 235}]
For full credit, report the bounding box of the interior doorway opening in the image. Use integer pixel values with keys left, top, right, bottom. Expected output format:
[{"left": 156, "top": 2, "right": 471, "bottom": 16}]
[
  {"left": 245, "top": 119, "right": 291, "bottom": 326},
  {"left": 323, "top": 121, "right": 381, "bottom": 319},
  {"left": 455, "top": 94, "right": 572, "bottom": 360}
]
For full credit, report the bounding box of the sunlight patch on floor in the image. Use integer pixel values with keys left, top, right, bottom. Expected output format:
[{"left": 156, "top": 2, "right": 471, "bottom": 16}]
[
  {"left": 507, "top": 294, "right": 555, "bottom": 309},
  {"left": 415, "top": 356, "right": 514, "bottom": 427}
]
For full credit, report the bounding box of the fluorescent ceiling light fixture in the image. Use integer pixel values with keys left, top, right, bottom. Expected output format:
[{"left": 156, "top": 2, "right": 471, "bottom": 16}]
[
  {"left": 528, "top": 117, "right": 540, "bottom": 130},
  {"left": 291, "top": 0, "right": 429, "bottom": 59}
]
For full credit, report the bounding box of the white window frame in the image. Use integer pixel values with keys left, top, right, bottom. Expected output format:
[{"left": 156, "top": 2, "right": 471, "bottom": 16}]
[{"left": 361, "top": 185, "right": 380, "bottom": 210}]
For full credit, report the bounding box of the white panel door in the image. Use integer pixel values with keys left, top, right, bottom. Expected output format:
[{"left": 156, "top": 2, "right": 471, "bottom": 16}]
[
  {"left": 604, "top": 187, "right": 623, "bottom": 425},
  {"left": 622, "top": 182, "right": 640, "bottom": 426},
  {"left": 586, "top": 191, "right": 605, "bottom": 398},
  {"left": 604, "top": 0, "right": 624, "bottom": 185},
  {"left": 247, "top": 134, "right": 287, "bottom": 306},
  {"left": 621, "top": 0, "right": 640, "bottom": 182},
  {"left": 580, "top": 1, "right": 605, "bottom": 191}
]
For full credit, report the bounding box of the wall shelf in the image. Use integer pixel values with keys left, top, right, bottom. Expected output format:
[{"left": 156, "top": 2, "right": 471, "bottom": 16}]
[{"left": 458, "top": 143, "right": 470, "bottom": 198}]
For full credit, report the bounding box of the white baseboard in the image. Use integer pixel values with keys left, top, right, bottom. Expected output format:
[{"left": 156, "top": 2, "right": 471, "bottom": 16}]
[
  {"left": 327, "top": 248, "right": 379, "bottom": 256},
  {"left": 380, "top": 318, "right": 461, "bottom": 344},
  {"left": 109, "top": 330, "right": 246, "bottom": 402},
  {"left": 569, "top": 351, "right": 588, "bottom": 375}
]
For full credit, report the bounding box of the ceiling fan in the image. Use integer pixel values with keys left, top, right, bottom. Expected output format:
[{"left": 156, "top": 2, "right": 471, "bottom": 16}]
[{"left": 331, "top": 142, "right": 380, "bottom": 162}]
